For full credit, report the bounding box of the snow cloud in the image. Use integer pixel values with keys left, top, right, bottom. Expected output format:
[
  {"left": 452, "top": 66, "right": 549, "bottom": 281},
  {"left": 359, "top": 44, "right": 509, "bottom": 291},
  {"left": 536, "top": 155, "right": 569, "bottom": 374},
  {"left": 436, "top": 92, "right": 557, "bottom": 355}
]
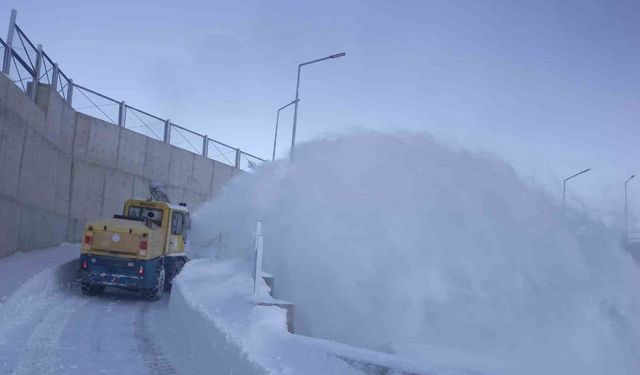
[{"left": 190, "top": 131, "right": 640, "bottom": 375}]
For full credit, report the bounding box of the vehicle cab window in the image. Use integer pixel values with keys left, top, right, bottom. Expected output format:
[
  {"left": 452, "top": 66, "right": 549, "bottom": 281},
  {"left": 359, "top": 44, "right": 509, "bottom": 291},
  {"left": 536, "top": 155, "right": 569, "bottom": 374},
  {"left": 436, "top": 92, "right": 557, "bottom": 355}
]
[
  {"left": 128, "top": 206, "right": 163, "bottom": 227},
  {"left": 171, "top": 212, "right": 184, "bottom": 235}
]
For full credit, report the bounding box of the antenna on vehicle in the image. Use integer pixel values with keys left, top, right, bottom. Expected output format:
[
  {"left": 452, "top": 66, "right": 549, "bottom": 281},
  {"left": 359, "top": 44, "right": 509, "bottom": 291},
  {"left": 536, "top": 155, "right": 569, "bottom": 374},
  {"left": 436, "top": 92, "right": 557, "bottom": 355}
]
[{"left": 149, "top": 182, "right": 170, "bottom": 203}]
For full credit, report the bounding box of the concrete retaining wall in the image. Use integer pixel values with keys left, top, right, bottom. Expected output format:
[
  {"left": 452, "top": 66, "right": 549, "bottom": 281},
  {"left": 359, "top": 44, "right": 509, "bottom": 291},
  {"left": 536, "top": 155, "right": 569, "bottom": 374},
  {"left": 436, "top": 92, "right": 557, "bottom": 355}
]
[{"left": 0, "top": 73, "right": 239, "bottom": 257}]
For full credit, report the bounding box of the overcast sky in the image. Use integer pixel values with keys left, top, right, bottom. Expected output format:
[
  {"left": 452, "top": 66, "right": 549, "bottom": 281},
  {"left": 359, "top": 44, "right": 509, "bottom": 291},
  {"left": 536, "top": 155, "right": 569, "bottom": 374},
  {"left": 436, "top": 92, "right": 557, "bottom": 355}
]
[{"left": 1, "top": 0, "right": 638, "bottom": 226}]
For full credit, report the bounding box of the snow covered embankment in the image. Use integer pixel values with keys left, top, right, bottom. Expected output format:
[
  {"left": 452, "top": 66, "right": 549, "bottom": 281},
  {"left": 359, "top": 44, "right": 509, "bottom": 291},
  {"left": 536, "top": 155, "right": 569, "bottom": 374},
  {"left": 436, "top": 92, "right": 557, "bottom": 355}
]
[
  {"left": 0, "top": 243, "right": 78, "bottom": 358},
  {"left": 0, "top": 243, "right": 78, "bottom": 310},
  {"left": 164, "top": 257, "right": 480, "bottom": 375}
]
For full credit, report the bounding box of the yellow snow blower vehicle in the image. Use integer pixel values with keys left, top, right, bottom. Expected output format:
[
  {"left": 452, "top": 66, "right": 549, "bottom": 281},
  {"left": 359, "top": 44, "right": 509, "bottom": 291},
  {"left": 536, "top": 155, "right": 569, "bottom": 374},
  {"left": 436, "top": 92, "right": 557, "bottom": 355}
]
[{"left": 75, "top": 185, "right": 190, "bottom": 300}]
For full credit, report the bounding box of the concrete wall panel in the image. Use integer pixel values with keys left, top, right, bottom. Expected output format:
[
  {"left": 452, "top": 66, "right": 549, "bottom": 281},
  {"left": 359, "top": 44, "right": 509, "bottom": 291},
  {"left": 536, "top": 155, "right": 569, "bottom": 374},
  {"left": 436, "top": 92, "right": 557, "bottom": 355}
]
[
  {"left": 73, "top": 114, "right": 90, "bottom": 162},
  {"left": 191, "top": 155, "right": 215, "bottom": 196},
  {"left": 54, "top": 153, "right": 72, "bottom": 217},
  {"left": 144, "top": 138, "right": 172, "bottom": 182},
  {"left": 101, "top": 170, "right": 135, "bottom": 218},
  {"left": 18, "top": 130, "right": 58, "bottom": 213},
  {"left": 5, "top": 79, "right": 45, "bottom": 135},
  {"left": 66, "top": 218, "right": 84, "bottom": 245},
  {"left": 86, "top": 117, "right": 119, "bottom": 168},
  {"left": 167, "top": 185, "right": 185, "bottom": 204},
  {"left": 170, "top": 147, "right": 195, "bottom": 188},
  {"left": 0, "top": 73, "right": 9, "bottom": 130},
  {"left": 0, "top": 197, "right": 21, "bottom": 257},
  {"left": 117, "top": 129, "right": 147, "bottom": 176},
  {"left": 118, "top": 128, "right": 147, "bottom": 176},
  {"left": 0, "top": 111, "right": 26, "bottom": 199},
  {"left": 211, "top": 162, "right": 235, "bottom": 196},
  {"left": 59, "top": 106, "right": 76, "bottom": 155},
  {"left": 17, "top": 207, "right": 68, "bottom": 252},
  {"left": 69, "top": 161, "right": 105, "bottom": 222},
  {"left": 43, "top": 86, "right": 63, "bottom": 147},
  {"left": 133, "top": 176, "right": 151, "bottom": 200}
]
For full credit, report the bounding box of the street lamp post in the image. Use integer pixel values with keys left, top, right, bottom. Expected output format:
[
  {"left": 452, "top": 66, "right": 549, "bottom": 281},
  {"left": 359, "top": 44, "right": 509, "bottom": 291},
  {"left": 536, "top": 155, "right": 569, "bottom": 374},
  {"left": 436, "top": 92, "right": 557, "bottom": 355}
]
[
  {"left": 563, "top": 168, "right": 591, "bottom": 217},
  {"left": 272, "top": 99, "right": 298, "bottom": 161},
  {"left": 290, "top": 52, "right": 346, "bottom": 159},
  {"left": 625, "top": 174, "right": 635, "bottom": 242}
]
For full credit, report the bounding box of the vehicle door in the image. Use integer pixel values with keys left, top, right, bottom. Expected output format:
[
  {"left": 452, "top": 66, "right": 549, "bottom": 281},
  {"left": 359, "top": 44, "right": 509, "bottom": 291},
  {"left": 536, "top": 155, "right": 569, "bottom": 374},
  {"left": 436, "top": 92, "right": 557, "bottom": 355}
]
[{"left": 167, "top": 210, "right": 186, "bottom": 255}]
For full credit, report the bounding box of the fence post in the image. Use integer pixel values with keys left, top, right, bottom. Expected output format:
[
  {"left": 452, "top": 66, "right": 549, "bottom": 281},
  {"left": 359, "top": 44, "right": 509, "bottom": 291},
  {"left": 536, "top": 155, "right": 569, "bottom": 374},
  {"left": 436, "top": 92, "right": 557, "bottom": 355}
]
[
  {"left": 66, "top": 79, "right": 73, "bottom": 105},
  {"left": 118, "top": 101, "right": 126, "bottom": 127},
  {"left": 30, "top": 43, "right": 43, "bottom": 101},
  {"left": 235, "top": 148, "right": 241, "bottom": 169},
  {"left": 253, "top": 221, "right": 263, "bottom": 295},
  {"left": 163, "top": 119, "right": 171, "bottom": 144},
  {"left": 51, "top": 63, "right": 59, "bottom": 92},
  {"left": 2, "top": 9, "right": 17, "bottom": 75},
  {"left": 202, "top": 135, "right": 209, "bottom": 157}
]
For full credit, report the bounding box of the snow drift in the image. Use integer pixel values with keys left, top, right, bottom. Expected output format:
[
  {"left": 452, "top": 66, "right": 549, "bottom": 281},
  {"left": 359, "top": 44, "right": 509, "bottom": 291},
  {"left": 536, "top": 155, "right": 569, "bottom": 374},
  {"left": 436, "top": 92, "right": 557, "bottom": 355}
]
[{"left": 190, "top": 132, "right": 640, "bottom": 375}]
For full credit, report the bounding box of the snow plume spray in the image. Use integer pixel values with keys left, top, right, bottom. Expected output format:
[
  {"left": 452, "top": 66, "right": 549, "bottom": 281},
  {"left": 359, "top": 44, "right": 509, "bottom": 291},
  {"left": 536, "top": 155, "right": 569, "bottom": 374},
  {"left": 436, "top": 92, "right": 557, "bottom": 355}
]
[{"left": 191, "top": 132, "right": 640, "bottom": 375}]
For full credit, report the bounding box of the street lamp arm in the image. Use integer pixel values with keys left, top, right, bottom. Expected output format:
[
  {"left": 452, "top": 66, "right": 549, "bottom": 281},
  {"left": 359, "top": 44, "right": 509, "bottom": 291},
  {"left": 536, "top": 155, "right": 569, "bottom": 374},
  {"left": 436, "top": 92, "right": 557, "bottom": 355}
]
[
  {"left": 626, "top": 174, "right": 636, "bottom": 184},
  {"left": 564, "top": 168, "right": 591, "bottom": 182},
  {"left": 299, "top": 52, "right": 346, "bottom": 67},
  {"left": 290, "top": 51, "right": 346, "bottom": 159},
  {"left": 278, "top": 99, "right": 298, "bottom": 112}
]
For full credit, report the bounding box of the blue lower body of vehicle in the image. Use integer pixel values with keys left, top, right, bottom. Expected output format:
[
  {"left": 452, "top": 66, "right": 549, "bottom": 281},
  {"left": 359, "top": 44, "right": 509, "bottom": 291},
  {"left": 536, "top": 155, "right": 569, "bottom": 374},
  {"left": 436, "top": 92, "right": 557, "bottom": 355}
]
[{"left": 75, "top": 254, "right": 163, "bottom": 290}]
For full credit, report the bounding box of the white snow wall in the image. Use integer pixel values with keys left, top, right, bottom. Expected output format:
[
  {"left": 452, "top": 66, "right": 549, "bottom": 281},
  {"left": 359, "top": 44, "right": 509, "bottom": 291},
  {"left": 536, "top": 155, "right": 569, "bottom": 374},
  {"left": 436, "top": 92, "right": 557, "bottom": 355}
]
[
  {"left": 0, "top": 73, "right": 239, "bottom": 257},
  {"left": 191, "top": 132, "right": 640, "bottom": 375}
]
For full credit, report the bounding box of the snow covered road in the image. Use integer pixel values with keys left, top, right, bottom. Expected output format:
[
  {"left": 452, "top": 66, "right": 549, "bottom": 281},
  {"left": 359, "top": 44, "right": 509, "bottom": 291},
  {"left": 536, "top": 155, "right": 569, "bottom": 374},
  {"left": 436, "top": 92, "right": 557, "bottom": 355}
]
[{"left": 0, "top": 245, "right": 178, "bottom": 375}]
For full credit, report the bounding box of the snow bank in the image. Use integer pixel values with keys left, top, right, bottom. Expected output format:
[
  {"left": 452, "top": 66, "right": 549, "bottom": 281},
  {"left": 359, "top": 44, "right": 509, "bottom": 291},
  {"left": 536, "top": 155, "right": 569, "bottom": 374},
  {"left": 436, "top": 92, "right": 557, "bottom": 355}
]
[
  {"left": 167, "top": 258, "right": 474, "bottom": 375},
  {"left": 0, "top": 243, "right": 78, "bottom": 306},
  {"left": 0, "top": 244, "right": 78, "bottom": 342},
  {"left": 190, "top": 131, "right": 640, "bottom": 375},
  {"left": 164, "top": 258, "right": 359, "bottom": 374}
]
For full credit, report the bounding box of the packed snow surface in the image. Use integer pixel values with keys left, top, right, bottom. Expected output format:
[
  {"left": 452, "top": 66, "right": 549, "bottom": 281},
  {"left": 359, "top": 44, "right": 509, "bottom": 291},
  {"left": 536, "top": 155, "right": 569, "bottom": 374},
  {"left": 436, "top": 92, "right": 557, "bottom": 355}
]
[
  {"left": 0, "top": 244, "right": 179, "bottom": 375},
  {"left": 191, "top": 131, "right": 640, "bottom": 375}
]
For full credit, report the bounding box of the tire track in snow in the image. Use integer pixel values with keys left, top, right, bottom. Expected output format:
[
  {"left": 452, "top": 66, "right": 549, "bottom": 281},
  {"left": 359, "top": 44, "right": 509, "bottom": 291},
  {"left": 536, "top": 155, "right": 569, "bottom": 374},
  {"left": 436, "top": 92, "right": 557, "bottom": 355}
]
[
  {"left": 10, "top": 294, "right": 88, "bottom": 375},
  {"left": 134, "top": 301, "right": 178, "bottom": 375}
]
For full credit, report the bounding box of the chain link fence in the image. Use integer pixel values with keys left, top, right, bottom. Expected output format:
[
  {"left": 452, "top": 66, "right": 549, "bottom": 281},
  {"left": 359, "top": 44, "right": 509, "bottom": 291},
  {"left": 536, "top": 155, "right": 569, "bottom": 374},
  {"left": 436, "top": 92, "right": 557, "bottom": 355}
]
[
  {"left": 125, "top": 105, "right": 166, "bottom": 141},
  {"left": 207, "top": 139, "right": 238, "bottom": 167},
  {"left": 170, "top": 124, "right": 205, "bottom": 155}
]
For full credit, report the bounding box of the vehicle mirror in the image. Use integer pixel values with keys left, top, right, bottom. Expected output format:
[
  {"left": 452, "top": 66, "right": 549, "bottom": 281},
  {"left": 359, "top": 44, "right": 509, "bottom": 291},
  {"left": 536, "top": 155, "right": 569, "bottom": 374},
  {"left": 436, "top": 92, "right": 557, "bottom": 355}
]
[{"left": 185, "top": 215, "right": 192, "bottom": 230}]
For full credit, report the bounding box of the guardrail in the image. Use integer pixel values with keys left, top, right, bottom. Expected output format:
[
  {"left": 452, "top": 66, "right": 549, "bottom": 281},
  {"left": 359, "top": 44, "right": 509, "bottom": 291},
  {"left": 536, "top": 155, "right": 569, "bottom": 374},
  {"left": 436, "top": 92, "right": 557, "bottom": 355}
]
[{"left": 0, "top": 9, "right": 265, "bottom": 170}]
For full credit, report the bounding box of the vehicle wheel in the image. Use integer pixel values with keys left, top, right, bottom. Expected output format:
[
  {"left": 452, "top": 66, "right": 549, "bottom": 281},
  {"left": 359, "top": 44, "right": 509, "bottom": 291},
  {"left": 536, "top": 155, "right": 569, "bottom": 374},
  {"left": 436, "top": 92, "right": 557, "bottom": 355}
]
[
  {"left": 81, "top": 283, "right": 105, "bottom": 296},
  {"left": 164, "top": 258, "right": 185, "bottom": 292},
  {"left": 142, "top": 267, "right": 165, "bottom": 301}
]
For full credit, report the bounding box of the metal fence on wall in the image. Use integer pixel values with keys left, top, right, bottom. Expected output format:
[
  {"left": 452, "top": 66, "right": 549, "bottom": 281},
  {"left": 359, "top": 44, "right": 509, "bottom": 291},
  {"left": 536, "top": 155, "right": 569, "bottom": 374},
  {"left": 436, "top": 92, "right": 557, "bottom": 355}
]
[{"left": 0, "top": 9, "right": 265, "bottom": 170}]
